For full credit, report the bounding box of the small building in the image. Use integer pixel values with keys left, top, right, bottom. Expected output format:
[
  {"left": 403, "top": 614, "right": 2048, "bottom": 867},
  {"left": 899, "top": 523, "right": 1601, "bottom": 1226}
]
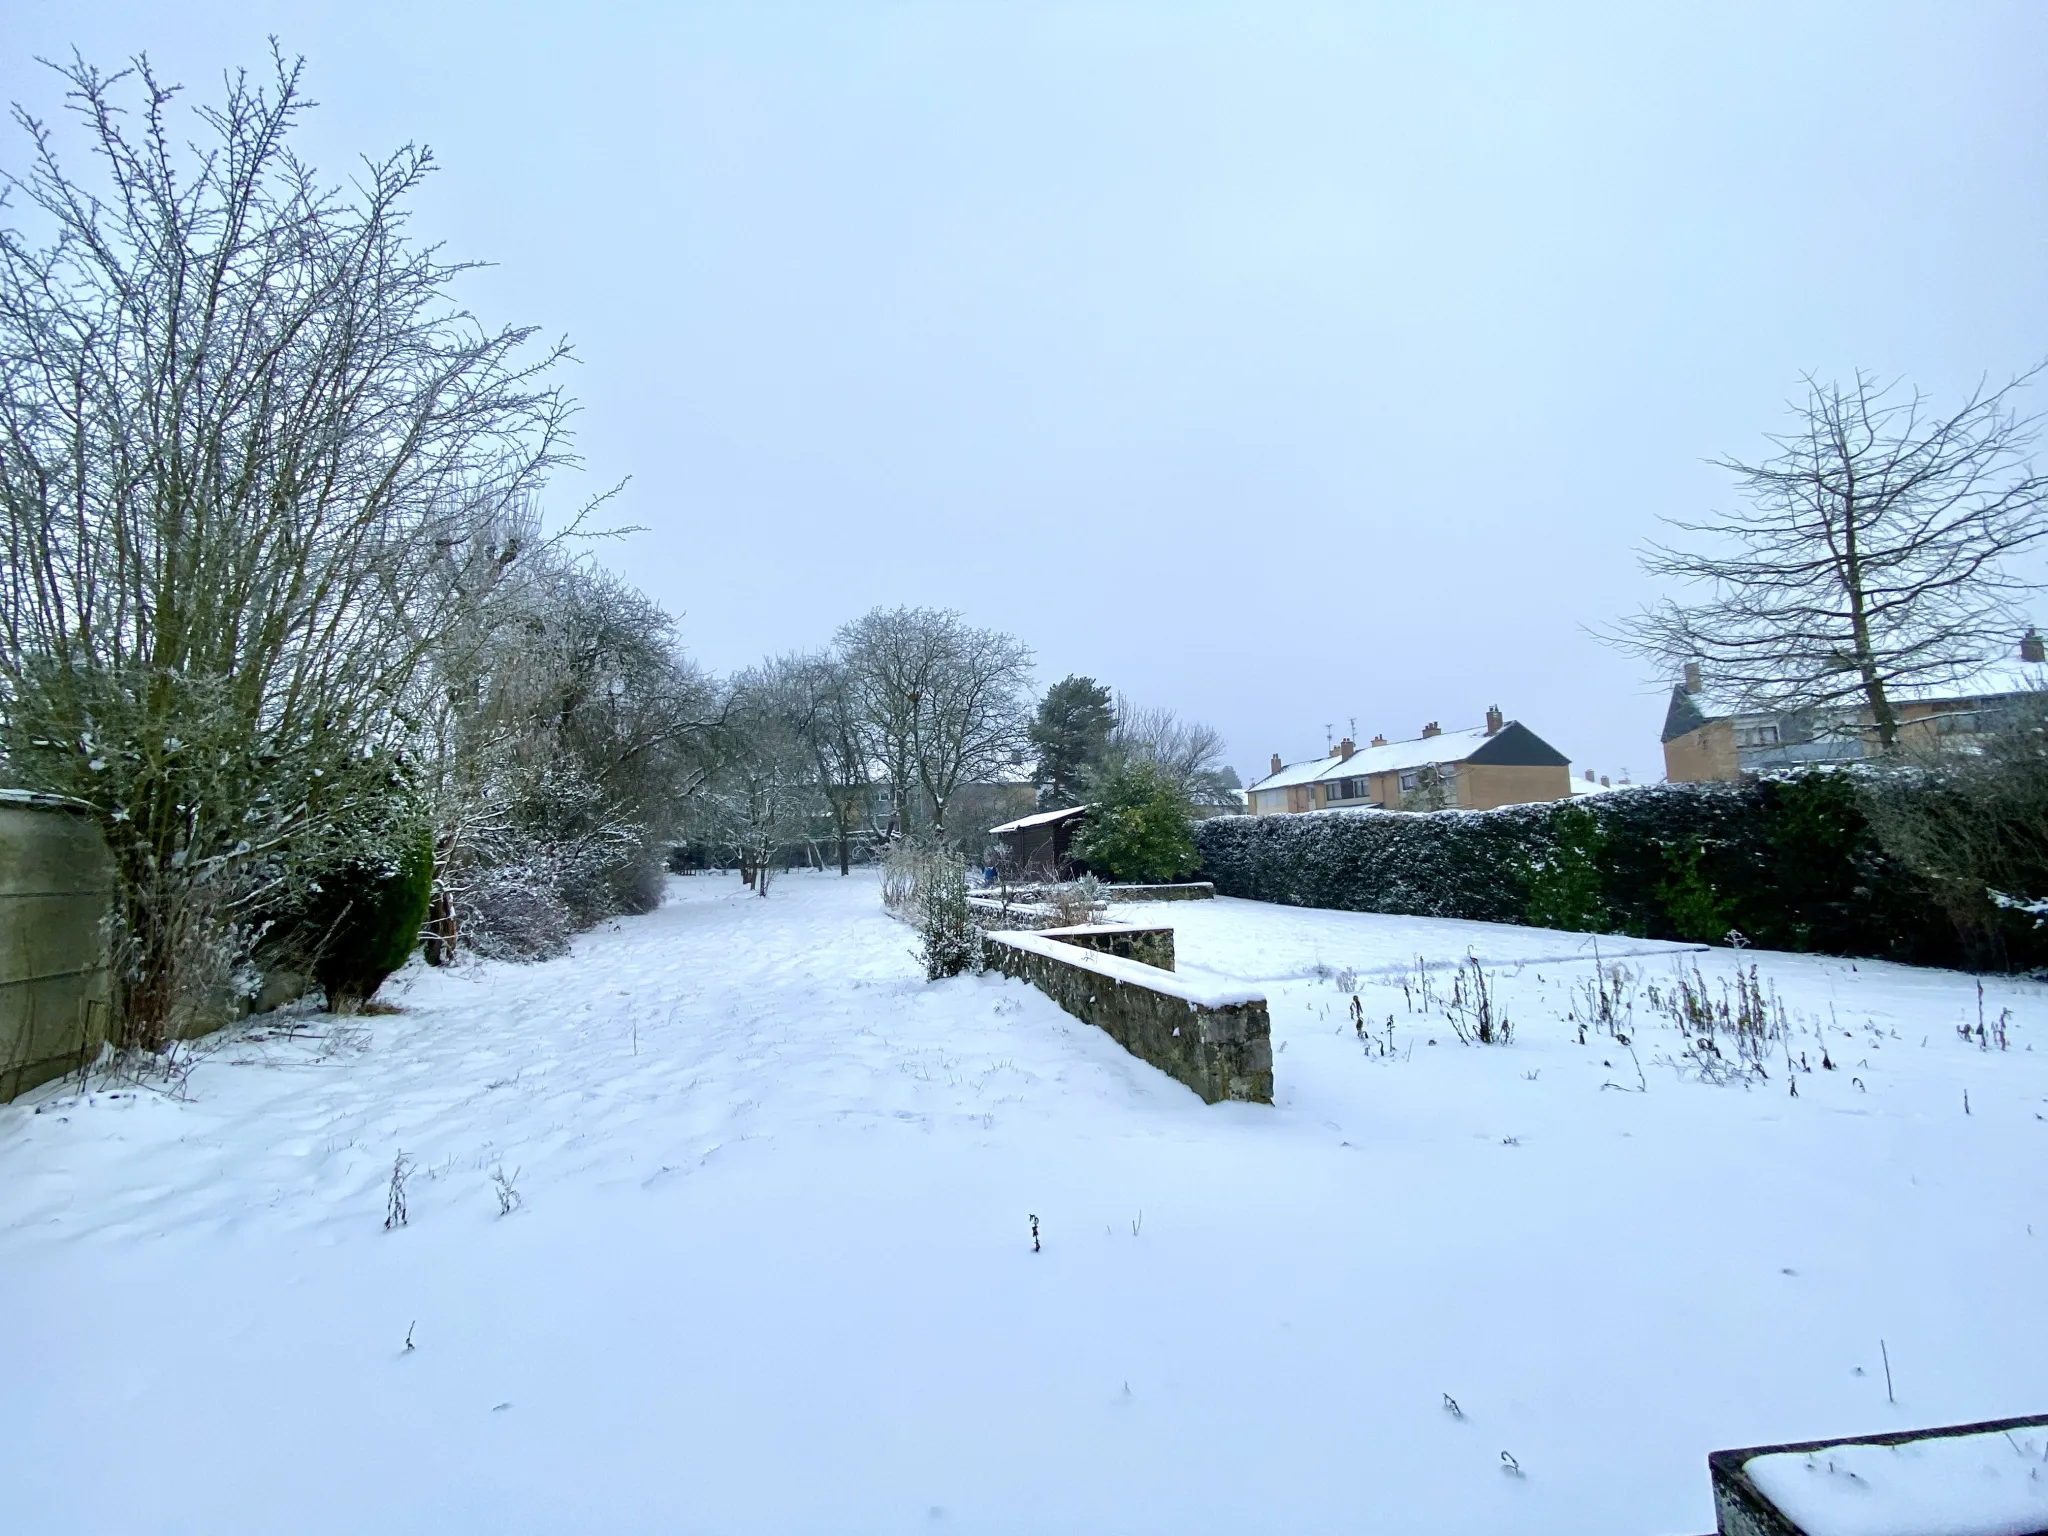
[
  {"left": 1661, "top": 660, "right": 2048, "bottom": 782},
  {"left": 1245, "top": 708, "right": 1573, "bottom": 815},
  {"left": 989, "top": 804, "right": 1088, "bottom": 878}
]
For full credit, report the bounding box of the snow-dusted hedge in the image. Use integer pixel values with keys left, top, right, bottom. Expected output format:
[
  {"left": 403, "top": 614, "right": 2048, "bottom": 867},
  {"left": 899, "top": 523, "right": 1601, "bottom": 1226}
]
[{"left": 1193, "top": 777, "right": 2038, "bottom": 971}]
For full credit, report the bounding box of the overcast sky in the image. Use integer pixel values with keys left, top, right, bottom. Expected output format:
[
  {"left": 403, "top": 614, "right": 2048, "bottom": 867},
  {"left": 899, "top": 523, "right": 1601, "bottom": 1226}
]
[{"left": 7, "top": 3, "right": 2046, "bottom": 786}]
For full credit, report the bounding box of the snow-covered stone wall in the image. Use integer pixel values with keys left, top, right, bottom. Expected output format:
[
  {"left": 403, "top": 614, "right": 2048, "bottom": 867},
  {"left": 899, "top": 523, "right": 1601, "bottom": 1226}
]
[
  {"left": 982, "top": 929, "right": 1271, "bottom": 1104},
  {"left": 0, "top": 793, "right": 117, "bottom": 1101}
]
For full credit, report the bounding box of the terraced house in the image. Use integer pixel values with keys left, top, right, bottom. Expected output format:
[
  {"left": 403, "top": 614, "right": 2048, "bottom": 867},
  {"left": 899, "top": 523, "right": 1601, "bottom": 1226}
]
[{"left": 1246, "top": 708, "right": 1573, "bottom": 815}]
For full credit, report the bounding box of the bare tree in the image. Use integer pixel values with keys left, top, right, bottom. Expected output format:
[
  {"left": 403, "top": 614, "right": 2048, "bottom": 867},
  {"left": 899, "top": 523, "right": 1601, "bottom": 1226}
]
[
  {"left": 755, "top": 652, "right": 871, "bottom": 874},
  {"left": 1103, "top": 695, "right": 1237, "bottom": 806},
  {"left": 694, "top": 666, "right": 820, "bottom": 895},
  {"left": 837, "top": 606, "right": 1032, "bottom": 841},
  {"left": 1609, "top": 368, "right": 2048, "bottom": 752},
  {"left": 0, "top": 52, "right": 580, "bottom": 1039}
]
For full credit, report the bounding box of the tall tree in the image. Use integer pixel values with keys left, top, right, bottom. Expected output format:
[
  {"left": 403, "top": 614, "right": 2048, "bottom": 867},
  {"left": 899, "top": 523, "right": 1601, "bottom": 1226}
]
[
  {"left": 1029, "top": 675, "right": 1113, "bottom": 809},
  {"left": 837, "top": 606, "right": 1031, "bottom": 840},
  {"left": 1610, "top": 368, "right": 2048, "bottom": 752},
  {"left": 0, "top": 52, "right": 577, "bottom": 1041}
]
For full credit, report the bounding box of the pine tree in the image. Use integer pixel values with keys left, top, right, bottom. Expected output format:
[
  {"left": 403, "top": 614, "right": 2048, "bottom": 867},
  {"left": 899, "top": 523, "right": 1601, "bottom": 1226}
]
[{"left": 1029, "top": 677, "right": 1114, "bottom": 810}]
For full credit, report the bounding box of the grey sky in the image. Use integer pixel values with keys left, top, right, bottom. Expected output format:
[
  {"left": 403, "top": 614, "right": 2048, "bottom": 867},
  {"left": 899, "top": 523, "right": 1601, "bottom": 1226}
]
[{"left": 6, "top": 3, "right": 2046, "bottom": 787}]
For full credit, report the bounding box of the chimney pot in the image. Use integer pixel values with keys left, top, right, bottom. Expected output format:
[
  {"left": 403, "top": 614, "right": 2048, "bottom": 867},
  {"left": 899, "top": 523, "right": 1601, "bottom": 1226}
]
[
  {"left": 1484, "top": 705, "right": 1503, "bottom": 735},
  {"left": 1270, "top": 752, "right": 1283, "bottom": 776},
  {"left": 1337, "top": 737, "right": 1355, "bottom": 761},
  {"left": 1683, "top": 661, "right": 1703, "bottom": 694},
  {"left": 1421, "top": 721, "right": 1441, "bottom": 738}
]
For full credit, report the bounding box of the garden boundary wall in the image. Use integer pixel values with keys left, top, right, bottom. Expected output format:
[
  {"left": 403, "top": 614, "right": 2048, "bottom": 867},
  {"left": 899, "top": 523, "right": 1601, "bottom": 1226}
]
[
  {"left": 983, "top": 928, "right": 1270, "bottom": 1105},
  {"left": 1, "top": 792, "right": 117, "bottom": 1102}
]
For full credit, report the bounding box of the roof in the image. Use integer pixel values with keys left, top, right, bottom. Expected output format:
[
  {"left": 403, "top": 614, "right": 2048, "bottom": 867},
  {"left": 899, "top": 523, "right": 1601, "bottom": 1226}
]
[
  {"left": 989, "top": 804, "right": 1090, "bottom": 835},
  {"left": 1249, "top": 721, "right": 1569, "bottom": 791},
  {"left": 1664, "top": 668, "right": 2048, "bottom": 742}
]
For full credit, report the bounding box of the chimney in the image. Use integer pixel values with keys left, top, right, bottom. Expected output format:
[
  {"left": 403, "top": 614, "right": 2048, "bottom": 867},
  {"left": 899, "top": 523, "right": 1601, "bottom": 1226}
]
[
  {"left": 2023, "top": 629, "right": 2046, "bottom": 664},
  {"left": 1270, "top": 753, "right": 1283, "bottom": 777},
  {"left": 1683, "top": 661, "right": 1703, "bottom": 694},
  {"left": 1370, "top": 734, "right": 1387, "bottom": 747},
  {"left": 1585, "top": 768, "right": 1595, "bottom": 782},
  {"left": 1421, "top": 721, "right": 1441, "bottom": 738},
  {"left": 1484, "top": 705, "right": 1503, "bottom": 736},
  {"left": 1600, "top": 775, "right": 1610, "bottom": 787},
  {"left": 1336, "top": 737, "right": 1355, "bottom": 761}
]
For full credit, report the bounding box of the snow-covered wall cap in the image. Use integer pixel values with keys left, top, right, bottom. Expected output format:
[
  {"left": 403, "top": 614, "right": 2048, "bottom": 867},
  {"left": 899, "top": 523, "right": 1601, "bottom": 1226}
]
[
  {"left": 1251, "top": 726, "right": 1496, "bottom": 790},
  {"left": 989, "top": 804, "right": 1090, "bottom": 834},
  {"left": 0, "top": 787, "right": 95, "bottom": 812},
  {"left": 987, "top": 929, "right": 1265, "bottom": 1008}
]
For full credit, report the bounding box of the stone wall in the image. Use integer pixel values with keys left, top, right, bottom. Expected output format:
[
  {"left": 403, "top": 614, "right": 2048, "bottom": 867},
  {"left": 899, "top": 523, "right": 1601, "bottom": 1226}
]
[
  {"left": 1, "top": 793, "right": 117, "bottom": 1102},
  {"left": 983, "top": 929, "right": 1271, "bottom": 1105},
  {"left": 1106, "top": 882, "right": 1214, "bottom": 902},
  {"left": 1034, "top": 923, "right": 1175, "bottom": 972}
]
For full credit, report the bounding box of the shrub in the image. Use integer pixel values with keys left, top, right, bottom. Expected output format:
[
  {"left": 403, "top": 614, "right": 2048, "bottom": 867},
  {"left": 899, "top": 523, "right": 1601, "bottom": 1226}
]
[
  {"left": 1192, "top": 775, "right": 2041, "bottom": 971},
  {"left": 1072, "top": 761, "right": 1198, "bottom": 884},
  {"left": 306, "top": 826, "right": 434, "bottom": 1010},
  {"left": 916, "top": 852, "right": 982, "bottom": 980}
]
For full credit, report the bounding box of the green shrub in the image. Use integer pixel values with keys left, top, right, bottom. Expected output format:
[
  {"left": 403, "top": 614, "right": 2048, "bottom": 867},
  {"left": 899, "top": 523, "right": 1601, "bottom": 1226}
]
[
  {"left": 1072, "top": 761, "right": 1199, "bottom": 884},
  {"left": 1522, "top": 804, "right": 1609, "bottom": 932},
  {"left": 307, "top": 825, "right": 434, "bottom": 1010},
  {"left": 1191, "top": 774, "right": 2041, "bottom": 971}
]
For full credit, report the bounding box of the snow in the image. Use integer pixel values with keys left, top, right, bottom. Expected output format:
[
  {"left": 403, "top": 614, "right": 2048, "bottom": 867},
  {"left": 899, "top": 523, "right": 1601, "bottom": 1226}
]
[
  {"left": 984, "top": 928, "right": 1267, "bottom": 1008},
  {"left": 1745, "top": 1424, "right": 2048, "bottom": 1536},
  {"left": 1249, "top": 726, "right": 1497, "bottom": 791},
  {"left": 3, "top": 873, "right": 2046, "bottom": 1534},
  {"left": 987, "top": 804, "right": 1088, "bottom": 834}
]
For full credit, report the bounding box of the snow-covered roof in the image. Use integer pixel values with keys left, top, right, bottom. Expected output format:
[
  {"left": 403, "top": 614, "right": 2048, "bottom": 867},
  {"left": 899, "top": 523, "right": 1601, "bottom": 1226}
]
[
  {"left": 1671, "top": 663, "right": 2048, "bottom": 728},
  {"left": 1250, "top": 726, "right": 1498, "bottom": 791},
  {"left": 989, "top": 804, "right": 1089, "bottom": 835}
]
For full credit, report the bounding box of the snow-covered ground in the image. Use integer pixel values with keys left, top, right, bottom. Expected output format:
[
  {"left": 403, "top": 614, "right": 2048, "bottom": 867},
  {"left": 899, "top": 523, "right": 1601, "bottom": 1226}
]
[{"left": 2, "top": 872, "right": 2044, "bottom": 1535}]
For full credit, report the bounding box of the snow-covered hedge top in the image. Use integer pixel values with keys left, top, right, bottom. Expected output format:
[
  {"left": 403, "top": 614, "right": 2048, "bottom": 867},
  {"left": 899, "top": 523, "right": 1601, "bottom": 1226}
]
[
  {"left": 1743, "top": 1423, "right": 2048, "bottom": 1536},
  {"left": 985, "top": 930, "right": 1265, "bottom": 1009}
]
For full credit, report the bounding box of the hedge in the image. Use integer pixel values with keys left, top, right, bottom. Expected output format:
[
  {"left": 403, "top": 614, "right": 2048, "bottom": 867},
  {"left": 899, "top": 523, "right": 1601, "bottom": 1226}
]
[{"left": 1192, "top": 774, "right": 2043, "bottom": 971}]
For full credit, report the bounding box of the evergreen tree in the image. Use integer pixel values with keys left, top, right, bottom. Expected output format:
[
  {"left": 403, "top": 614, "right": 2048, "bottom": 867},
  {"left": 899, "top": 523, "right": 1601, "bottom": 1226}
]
[
  {"left": 1071, "top": 761, "right": 1199, "bottom": 883},
  {"left": 1029, "top": 676, "right": 1114, "bottom": 809}
]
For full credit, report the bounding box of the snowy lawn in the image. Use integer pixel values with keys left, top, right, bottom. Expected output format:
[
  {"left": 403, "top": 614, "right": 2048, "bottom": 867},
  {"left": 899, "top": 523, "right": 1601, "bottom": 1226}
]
[{"left": 2, "top": 871, "right": 2045, "bottom": 1535}]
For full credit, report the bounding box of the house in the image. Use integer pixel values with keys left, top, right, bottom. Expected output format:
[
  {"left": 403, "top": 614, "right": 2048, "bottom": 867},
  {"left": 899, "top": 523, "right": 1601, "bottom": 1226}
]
[
  {"left": 1660, "top": 658, "right": 2048, "bottom": 782},
  {"left": 1245, "top": 708, "right": 1573, "bottom": 814},
  {"left": 989, "top": 803, "right": 1088, "bottom": 878}
]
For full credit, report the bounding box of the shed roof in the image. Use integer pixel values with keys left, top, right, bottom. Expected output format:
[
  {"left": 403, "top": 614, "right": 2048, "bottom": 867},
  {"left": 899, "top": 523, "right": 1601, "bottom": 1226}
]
[{"left": 989, "top": 803, "right": 1089, "bottom": 835}]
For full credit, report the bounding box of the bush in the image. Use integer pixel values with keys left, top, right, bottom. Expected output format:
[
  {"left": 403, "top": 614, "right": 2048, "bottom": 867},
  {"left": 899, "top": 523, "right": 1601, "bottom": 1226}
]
[
  {"left": 461, "top": 863, "right": 574, "bottom": 962},
  {"left": 1072, "top": 761, "right": 1198, "bottom": 883},
  {"left": 304, "top": 825, "right": 434, "bottom": 1009},
  {"left": 1192, "top": 774, "right": 2043, "bottom": 971},
  {"left": 915, "top": 852, "right": 982, "bottom": 980}
]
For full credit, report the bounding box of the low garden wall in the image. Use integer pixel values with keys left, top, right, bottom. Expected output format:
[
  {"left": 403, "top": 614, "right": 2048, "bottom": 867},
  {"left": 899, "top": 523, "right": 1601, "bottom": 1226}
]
[
  {"left": 1, "top": 793, "right": 117, "bottom": 1102},
  {"left": 1104, "top": 882, "right": 1213, "bottom": 902},
  {"left": 983, "top": 929, "right": 1271, "bottom": 1105},
  {"left": 1035, "top": 922, "right": 1174, "bottom": 971}
]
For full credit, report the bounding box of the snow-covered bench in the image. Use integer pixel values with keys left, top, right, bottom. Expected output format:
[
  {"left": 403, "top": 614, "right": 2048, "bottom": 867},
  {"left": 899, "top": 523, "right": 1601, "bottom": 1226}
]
[{"left": 983, "top": 928, "right": 1270, "bottom": 1105}]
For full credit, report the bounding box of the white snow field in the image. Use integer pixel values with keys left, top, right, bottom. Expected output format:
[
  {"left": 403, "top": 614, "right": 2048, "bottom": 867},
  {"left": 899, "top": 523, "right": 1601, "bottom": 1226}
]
[{"left": 2, "top": 872, "right": 2045, "bottom": 1535}]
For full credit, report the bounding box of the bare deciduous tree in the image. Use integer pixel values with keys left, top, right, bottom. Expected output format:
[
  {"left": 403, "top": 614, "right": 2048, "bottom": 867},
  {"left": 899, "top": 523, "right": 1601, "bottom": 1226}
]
[
  {"left": 837, "top": 606, "right": 1031, "bottom": 840},
  {"left": 1609, "top": 368, "right": 2048, "bottom": 752},
  {"left": 0, "top": 52, "right": 579, "bottom": 1039},
  {"left": 1103, "top": 695, "right": 1238, "bottom": 806}
]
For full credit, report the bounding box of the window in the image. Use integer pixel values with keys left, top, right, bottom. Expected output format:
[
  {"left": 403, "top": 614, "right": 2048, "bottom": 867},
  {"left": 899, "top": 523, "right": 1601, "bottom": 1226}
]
[
  {"left": 1398, "top": 771, "right": 1417, "bottom": 792},
  {"left": 1734, "top": 723, "right": 1781, "bottom": 749}
]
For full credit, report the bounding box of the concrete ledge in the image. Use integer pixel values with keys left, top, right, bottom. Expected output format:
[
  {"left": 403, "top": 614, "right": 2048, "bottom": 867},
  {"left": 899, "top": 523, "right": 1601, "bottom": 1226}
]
[
  {"left": 1106, "top": 882, "right": 1214, "bottom": 902},
  {"left": 983, "top": 929, "right": 1271, "bottom": 1105},
  {"left": 1708, "top": 1412, "right": 2048, "bottom": 1536}
]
